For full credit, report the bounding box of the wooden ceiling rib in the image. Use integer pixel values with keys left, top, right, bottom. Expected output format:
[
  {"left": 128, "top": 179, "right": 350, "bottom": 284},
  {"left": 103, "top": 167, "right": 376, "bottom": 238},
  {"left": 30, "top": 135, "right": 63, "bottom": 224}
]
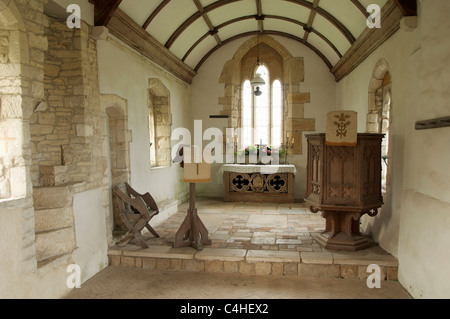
[
  {"left": 284, "top": 0, "right": 356, "bottom": 44},
  {"left": 165, "top": 0, "right": 358, "bottom": 51},
  {"left": 350, "top": 0, "right": 370, "bottom": 18},
  {"left": 142, "top": 0, "right": 171, "bottom": 30},
  {"left": 103, "top": 0, "right": 405, "bottom": 83},
  {"left": 194, "top": 30, "right": 334, "bottom": 73},
  {"left": 165, "top": 0, "right": 242, "bottom": 49},
  {"left": 182, "top": 14, "right": 342, "bottom": 64}
]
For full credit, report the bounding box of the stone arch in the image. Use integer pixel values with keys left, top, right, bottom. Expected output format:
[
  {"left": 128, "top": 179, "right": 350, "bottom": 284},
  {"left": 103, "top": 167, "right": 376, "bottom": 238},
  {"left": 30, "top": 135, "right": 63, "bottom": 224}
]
[
  {"left": 219, "top": 35, "right": 314, "bottom": 155},
  {"left": 101, "top": 94, "right": 132, "bottom": 234},
  {"left": 148, "top": 78, "right": 171, "bottom": 167},
  {"left": 366, "top": 58, "right": 392, "bottom": 191},
  {"left": 0, "top": 0, "right": 31, "bottom": 201}
]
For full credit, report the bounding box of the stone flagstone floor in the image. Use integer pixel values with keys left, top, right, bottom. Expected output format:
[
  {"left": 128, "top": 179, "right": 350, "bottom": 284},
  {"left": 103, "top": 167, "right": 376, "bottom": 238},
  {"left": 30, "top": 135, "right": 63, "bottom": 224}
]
[
  {"left": 65, "top": 198, "right": 411, "bottom": 299},
  {"left": 143, "top": 197, "right": 328, "bottom": 252}
]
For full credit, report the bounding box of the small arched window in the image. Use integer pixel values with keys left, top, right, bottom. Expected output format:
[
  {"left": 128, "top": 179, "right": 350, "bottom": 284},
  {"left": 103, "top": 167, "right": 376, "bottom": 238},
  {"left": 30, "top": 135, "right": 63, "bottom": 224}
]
[{"left": 241, "top": 65, "right": 283, "bottom": 148}]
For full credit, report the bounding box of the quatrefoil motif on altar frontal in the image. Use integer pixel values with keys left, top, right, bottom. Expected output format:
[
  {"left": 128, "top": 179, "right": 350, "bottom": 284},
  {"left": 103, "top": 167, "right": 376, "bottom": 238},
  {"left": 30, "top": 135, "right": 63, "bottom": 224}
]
[
  {"left": 267, "top": 174, "right": 288, "bottom": 193},
  {"left": 231, "top": 173, "right": 250, "bottom": 192}
]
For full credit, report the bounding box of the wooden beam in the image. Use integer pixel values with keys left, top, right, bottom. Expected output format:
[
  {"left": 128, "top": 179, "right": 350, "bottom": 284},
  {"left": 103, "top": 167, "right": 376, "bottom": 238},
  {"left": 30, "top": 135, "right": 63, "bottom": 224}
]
[
  {"left": 107, "top": 8, "right": 196, "bottom": 84},
  {"left": 332, "top": 1, "right": 403, "bottom": 82},
  {"left": 393, "top": 0, "right": 417, "bottom": 16},
  {"left": 88, "top": 0, "right": 122, "bottom": 27}
]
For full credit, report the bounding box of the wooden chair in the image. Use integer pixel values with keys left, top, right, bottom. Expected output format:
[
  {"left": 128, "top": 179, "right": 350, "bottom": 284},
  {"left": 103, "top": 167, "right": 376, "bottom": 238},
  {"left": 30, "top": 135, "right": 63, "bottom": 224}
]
[{"left": 113, "top": 183, "right": 160, "bottom": 248}]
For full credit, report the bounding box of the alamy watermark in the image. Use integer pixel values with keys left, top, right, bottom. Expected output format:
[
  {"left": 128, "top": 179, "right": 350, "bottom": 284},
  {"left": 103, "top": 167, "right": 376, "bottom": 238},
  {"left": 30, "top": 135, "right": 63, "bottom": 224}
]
[
  {"left": 66, "top": 264, "right": 81, "bottom": 289},
  {"left": 66, "top": 4, "right": 81, "bottom": 29},
  {"left": 367, "top": 4, "right": 382, "bottom": 29},
  {"left": 366, "top": 264, "right": 381, "bottom": 289}
]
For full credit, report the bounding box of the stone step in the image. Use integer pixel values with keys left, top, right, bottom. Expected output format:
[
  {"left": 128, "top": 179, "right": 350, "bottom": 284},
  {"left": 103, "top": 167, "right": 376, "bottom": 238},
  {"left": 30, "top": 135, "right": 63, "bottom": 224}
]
[
  {"left": 107, "top": 246, "right": 399, "bottom": 281},
  {"left": 37, "top": 252, "right": 73, "bottom": 271},
  {"left": 33, "top": 185, "right": 73, "bottom": 209},
  {"left": 34, "top": 206, "right": 73, "bottom": 233},
  {"left": 35, "top": 227, "right": 76, "bottom": 263}
]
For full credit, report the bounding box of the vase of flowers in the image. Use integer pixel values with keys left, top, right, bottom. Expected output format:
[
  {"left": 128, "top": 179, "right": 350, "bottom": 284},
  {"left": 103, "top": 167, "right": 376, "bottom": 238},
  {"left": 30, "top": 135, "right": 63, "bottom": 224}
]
[{"left": 236, "top": 145, "right": 287, "bottom": 165}]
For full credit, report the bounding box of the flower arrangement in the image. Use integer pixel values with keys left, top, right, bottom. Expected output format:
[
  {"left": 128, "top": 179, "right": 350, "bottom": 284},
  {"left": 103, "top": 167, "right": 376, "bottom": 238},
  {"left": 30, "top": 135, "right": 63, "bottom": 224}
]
[{"left": 237, "top": 145, "right": 287, "bottom": 157}]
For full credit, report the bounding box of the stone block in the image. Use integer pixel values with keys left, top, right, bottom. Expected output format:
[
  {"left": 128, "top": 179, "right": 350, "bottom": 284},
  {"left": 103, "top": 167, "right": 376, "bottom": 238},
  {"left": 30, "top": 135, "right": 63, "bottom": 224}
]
[
  {"left": 155, "top": 258, "right": 171, "bottom": 270},
  {"left": 239, "top": 261, "right": 255, "bottom": 275},
  {"left": 0, "top": 95, "right": 23, "bottom": 118},
  {"left": 223, "top": 261, "right": 239, "bottom": 273},
  {"left": 76, "top": 124, "right": 93, "bottom": 137},
  {"left": 284, "top": 263, "right": 298, "bottom": 276},
  {"left": 142, "top": 258, "right": 156, "bottom": 269},
  {"left": 109, "top": 255, "right": 121, "bottom": 267},
  {"left": 182, "top": 259, "right": 205, "bottom": 272},
  {"left": 288, "top": 92, "right": 310, "bottom": 104},
  {"left": 92, "top": 26, "right": 109, "bottom": 40},
  {"left": 205, "top": 260, "right": 224, "bottom": 273},
  {"left": 0, "top": 177, "right": 11, "bottom": 199},
  {"left": 34, "top": 206, "right": 73, "bottom": 232},
  {"left": 35, "top": 227, "right": 75, "bottom": 262},
  {"left": 33, "top": 185, "right": 72, "bottom": 209},
  {"left": 288, "top": 57, "right": 304, "bottom": 83},
  {"left": 255, "top": 262, "right": 272, "bottom": 275},
  {"left": 121, "top": 256, "right": 136, "bottom": 267},
  {"left": 298, "top": 264, "right": 341, "bottom": 278},
  {"left": 341, "top": 264, "right": 359, "bottom": 279}
]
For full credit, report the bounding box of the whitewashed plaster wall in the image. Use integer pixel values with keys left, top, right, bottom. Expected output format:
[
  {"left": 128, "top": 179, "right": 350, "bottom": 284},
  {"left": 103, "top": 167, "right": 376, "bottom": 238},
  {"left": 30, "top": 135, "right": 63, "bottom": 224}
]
[
  {"left": 72, "top": 188, "right": 108, "bottom": 284},
  {"left": 190, "top": 35, "right": 337, "bottom": 199},
  {"left": 336, "top": 0, "right": 450, "bottom": 299},
  {"left": 97, "top": 36, "right": 190, "bottom": 220}
]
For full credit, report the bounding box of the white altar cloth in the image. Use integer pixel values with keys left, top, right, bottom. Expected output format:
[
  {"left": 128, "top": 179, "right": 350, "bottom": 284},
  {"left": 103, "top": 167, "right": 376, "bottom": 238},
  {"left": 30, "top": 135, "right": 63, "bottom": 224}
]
[{"left": 221, "top": 164, "right": 296, "bottom": 175}]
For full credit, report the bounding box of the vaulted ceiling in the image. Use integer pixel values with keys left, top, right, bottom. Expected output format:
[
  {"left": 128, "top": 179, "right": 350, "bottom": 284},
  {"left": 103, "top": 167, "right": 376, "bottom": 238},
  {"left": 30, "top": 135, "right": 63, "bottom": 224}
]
[{"left": 89, "top": 0, "right": 417, "bottom": 83}]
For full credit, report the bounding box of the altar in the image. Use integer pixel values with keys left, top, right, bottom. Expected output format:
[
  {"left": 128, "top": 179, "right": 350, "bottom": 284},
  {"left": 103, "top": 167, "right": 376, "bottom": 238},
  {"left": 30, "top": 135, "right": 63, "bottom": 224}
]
[{"left": 221, "top": 164, "right": 296, "bottom": 203}]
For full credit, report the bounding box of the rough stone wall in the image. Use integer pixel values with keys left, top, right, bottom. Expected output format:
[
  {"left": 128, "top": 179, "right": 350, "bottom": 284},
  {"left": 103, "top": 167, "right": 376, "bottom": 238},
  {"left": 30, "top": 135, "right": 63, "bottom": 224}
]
[
  {"left": 0, "top": 0, "right": 48, "bottom": 284},
  {"left": 30, "top": 18, "right": 106, "bottom": 190}
]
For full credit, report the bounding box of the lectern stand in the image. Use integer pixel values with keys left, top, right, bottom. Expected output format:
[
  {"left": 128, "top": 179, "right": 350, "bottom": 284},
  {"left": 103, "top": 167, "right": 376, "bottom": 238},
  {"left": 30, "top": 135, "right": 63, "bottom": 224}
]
[
  {"left": 173, "top": 182, "right": 211, "bottom": 250},
  {"left": 173, "top": 146, "right": 212, "bottom": 251}
]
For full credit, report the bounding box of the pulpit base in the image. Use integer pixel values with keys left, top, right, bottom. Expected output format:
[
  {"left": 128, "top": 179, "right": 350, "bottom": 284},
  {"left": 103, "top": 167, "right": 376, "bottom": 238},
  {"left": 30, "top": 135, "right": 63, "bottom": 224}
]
[
  {"left": 311, "top": 208, "right": 374, "bottom": 251},
  {"left": 316, "top": 232, "right": 370, "bottom": 251}
]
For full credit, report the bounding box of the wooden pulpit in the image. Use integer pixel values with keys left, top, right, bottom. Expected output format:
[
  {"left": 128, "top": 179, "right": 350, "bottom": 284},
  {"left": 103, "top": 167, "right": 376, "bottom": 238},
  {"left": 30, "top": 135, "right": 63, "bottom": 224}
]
[
  {"left": 173, "top": 146, "right": 212, "bottom": 250},
  {"left": 305, "top": 133, "right": 384, "bottom": 251}
]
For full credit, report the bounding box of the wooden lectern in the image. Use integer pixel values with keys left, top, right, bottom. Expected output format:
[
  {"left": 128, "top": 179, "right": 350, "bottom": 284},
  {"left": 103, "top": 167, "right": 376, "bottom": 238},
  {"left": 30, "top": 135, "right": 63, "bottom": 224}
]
[{"left": 173, "top": 146, "right": 212, "bottom": 250}]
